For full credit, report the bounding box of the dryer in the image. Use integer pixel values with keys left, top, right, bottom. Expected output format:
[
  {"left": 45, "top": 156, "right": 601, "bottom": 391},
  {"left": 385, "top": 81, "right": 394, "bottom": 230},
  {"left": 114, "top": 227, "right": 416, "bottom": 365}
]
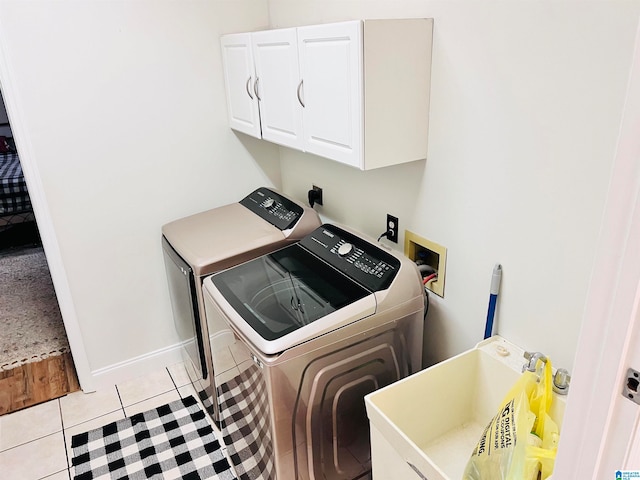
[
  {"left": 203, "top": 224, "right": 425, "bottom": 480},
  {"left": 161, "top": 187, "right": 320, "bottom": 422}
]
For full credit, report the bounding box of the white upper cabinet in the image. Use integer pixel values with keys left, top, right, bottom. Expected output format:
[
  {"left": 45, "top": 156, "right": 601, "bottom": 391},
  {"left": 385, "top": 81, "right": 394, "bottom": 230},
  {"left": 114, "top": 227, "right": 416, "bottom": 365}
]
[
  {"left": 220, "top": 19, "right": 433, "bottom": 170},
  {"left": 252, "top": 28, "right": 304, "bottom": 150},
  {"left": 220, "top": 33, "right": 261, "bottom": 138},
  {"left": 298, "top": 21, "right": 363, "bottom": 168}
]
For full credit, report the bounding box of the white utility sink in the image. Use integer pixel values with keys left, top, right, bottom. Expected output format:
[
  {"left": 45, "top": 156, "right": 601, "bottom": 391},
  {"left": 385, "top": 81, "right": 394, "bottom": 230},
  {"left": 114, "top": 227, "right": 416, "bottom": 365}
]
[{"left": 365, "top": 336, "right": 566, "bottom": 480}]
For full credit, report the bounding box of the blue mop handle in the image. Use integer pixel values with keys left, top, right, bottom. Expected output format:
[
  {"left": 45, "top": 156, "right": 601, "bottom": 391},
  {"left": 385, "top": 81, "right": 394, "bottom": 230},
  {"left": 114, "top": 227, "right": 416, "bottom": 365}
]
[{"left": 484, "top": 264, "right": 502, "bottom": 339}]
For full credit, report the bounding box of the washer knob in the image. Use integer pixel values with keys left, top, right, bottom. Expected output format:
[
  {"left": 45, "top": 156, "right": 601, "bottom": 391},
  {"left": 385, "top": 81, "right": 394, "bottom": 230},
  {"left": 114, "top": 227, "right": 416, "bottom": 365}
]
[
  {"left": 337, "top": 243, "right": 354, "bottom": 256},
  {"left": 263, "top": 198, "right": 275, "bottom": 208}
]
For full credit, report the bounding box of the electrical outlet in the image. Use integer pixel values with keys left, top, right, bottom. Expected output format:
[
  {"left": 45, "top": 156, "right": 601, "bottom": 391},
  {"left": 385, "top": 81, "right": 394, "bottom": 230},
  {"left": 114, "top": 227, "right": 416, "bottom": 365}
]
[
  {"left": 311, "top": 185, "right": 323, "bottom": 206},
  {"left": 386, "top": 214, "right": 399, "bottom": 243}
]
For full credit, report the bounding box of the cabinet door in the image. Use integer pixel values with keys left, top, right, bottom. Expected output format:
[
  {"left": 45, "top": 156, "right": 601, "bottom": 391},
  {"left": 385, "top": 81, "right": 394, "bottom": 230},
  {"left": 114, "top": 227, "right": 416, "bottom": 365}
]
[
  {"left": 252, "top": 28, "right": 304, "bottom": 150},
  {"left": 220, "top": 33, "right": 261, "bottom": 138},
  {"left": 298, "top": 21, "right": 363, "bottom": 168}
]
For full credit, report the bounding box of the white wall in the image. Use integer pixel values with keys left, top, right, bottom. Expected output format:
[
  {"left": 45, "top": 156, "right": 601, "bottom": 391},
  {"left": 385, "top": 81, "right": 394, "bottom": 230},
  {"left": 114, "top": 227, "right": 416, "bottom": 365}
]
[
  {"left": 1, "top": 0, "right": 637, "bottom": 385},
  {"left": 0, "top": 0, "right": 279, "bottom": 374},
  {"left": 269, "top": 0, "right": 640, "bottom": 371}
]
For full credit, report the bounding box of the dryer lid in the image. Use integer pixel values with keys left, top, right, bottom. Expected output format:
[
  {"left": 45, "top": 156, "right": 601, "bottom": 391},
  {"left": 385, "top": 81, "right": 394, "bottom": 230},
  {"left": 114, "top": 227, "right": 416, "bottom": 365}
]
[
  {"left": 209, "top": 243, "right": 375, "bottom": 352},
  {"left": 161, "top": 188, "right": 321, "bottom": 275}
]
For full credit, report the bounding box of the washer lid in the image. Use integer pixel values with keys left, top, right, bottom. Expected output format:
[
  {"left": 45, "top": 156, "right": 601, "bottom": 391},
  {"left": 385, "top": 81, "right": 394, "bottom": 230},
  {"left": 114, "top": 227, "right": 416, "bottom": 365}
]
[{"left": 208, "top": 243, "right": 376, "bottom": 354}]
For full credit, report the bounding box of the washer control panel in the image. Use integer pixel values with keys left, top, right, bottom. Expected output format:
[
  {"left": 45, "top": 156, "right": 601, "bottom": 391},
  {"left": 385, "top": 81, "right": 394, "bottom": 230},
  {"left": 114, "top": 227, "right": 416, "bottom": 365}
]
[
  {"left": 239, "top": 188, "right": 304, "bottom": 231},
  {"left": 300, "top": 224, "right": 401, "bottom": 292}
]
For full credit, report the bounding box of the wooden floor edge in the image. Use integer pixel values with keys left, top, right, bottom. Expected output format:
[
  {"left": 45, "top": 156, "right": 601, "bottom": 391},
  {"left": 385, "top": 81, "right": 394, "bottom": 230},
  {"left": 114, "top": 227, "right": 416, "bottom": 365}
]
[{"left": 0, "top": 352, "right": 81, "bottom": 415}]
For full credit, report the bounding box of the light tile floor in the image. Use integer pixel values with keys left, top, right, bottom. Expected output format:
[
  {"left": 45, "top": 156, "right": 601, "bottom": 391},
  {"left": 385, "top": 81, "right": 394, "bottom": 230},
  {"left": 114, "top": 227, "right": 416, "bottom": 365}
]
[{"left": 0, "top": 362, "right": 220, "bottom": 480}]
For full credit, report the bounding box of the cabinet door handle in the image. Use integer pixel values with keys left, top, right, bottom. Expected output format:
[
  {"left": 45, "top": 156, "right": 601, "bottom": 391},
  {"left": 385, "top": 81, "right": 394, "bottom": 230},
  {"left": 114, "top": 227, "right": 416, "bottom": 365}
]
[
  {"left": 297, "top": 79, "right": 305, "bottom": 108},
  {"left": 254, "top": 77, "right": 261, "bottom": 101},
  {"left": 245, "top": 77, "right": 254, "bottom": 100}
]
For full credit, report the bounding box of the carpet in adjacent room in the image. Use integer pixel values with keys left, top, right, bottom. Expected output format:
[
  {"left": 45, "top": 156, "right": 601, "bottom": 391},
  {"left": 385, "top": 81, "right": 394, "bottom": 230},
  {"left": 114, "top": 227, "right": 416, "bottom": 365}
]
[{"left": 0, "top": 244, "right": 69, "bottom": 370}]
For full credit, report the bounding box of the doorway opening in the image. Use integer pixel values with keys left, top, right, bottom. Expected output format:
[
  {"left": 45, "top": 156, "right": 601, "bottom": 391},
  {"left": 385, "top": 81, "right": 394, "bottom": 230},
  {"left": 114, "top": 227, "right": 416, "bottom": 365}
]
[{"left": 0, "top": 89, "right": 79, "bottom": 415}]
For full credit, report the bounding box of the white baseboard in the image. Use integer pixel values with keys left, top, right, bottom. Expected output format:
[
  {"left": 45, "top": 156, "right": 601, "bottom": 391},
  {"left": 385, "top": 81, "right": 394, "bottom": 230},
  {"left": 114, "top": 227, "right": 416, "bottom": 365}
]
[
  {"left": 90, "top": 342, "right": 184, "bottom": 391},
  {"left": 88, "top": 332, "right": 234, "bottom": 392}
]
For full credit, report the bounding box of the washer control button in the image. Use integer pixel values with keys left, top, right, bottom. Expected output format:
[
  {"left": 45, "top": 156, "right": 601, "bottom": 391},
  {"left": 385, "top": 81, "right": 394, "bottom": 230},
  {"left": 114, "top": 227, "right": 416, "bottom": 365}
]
[
  {"left": 263, "top": 198, "right": 275, "bottom": 208},
  {"left": 337, "top": 243, "right": 354, "bottom": 256}
]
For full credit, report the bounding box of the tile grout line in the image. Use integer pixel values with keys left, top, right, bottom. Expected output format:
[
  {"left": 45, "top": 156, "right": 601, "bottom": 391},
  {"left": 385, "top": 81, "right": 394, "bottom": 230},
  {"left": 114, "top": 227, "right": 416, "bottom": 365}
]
[
  {"left": 0, "top": 398, "right": 65, "bottom": 454},
  {"left": 1, "top": 443, "right": 71, "bottom": 480},
  {"left": 58, "top": 397, "right": 73, "bottom": 477},
  {"left": 116, "top": 369, "right": 184, "bottom": 417},
  {"left": 114, "top": 385, "right": 126, "bottom": 418},
  {"left": 0, "top": 430, "right": 63, "bottom": 454},
  {"left": 35, "top": 468, "right": 70, "bottom": 480},
  {"left": 2, "top": 400, "right": 71, "bottom": 480},
  {"left": 167, "top": 366, "right": 180, "bottom": 393},
  {"left": 3, "top": 367, "right": 190, "bottom": 479}
]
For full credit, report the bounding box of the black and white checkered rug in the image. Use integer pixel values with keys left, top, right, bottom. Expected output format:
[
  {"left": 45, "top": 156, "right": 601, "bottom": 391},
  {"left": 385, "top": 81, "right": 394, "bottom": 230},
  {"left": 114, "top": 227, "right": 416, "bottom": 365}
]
[
  {"left": 218, "top": 364, "right": 274, "bottom": 480},
  {"left": 71, "top": 395, "right": 236, "bottom": 480}
]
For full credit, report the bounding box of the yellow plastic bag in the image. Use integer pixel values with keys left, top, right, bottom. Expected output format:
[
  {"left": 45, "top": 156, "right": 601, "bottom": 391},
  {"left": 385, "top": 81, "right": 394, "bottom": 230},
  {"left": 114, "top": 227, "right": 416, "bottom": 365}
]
[
  {"left": 462, "top": 358, "right": 559, "bottom": 480},
  {"left": 527, "top": 359, "right": 560, "bottom": 479}
]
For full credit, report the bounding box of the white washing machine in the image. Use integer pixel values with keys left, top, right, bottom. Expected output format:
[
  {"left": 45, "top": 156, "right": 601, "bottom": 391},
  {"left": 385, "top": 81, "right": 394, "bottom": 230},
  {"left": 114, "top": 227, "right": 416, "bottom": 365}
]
[
  {"left": 161, "top": 187, "right": 321, "bottom": 422},
  {"left": 203, "top": 223, "right": 425, "bottom": 480}
]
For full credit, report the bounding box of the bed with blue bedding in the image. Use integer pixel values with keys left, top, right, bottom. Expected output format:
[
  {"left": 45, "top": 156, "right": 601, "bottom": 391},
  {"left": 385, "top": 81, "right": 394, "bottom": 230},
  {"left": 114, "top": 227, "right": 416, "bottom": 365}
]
[{"left": 0, "top": 137, "right": 33, "bottom": 226}]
